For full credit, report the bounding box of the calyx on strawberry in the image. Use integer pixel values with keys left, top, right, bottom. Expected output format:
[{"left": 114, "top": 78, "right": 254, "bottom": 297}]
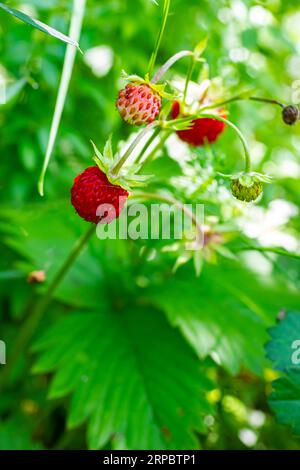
[{"left": 171, "top": 101, "right": 226, "bottom": 146}]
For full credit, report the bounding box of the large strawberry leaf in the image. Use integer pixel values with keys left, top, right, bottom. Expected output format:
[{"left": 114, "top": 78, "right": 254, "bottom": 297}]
[
  {"left": 32, "top": 307, "right": 214, "bottom": 450},
  {"left": 147, "top": 263, "right": 300, "bottom": 375},
  {"left": 266, "top": 311, "right": 300, "bottom": 435}
]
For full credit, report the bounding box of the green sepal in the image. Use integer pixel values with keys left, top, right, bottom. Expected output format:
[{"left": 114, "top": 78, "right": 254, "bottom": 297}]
[
  {"left": 162, "top": 117, "right": 195, "bottom": 131},
  {"left": 219, "top": 171, "right": 272, "bottom": 184},
  {"left": 91, "top": 139, "right": 152, "bottom": 192},
  {"left": 121, "top": 70, "right": 177, "bottom": 100},
  {"left": 193, "top": 35, "right": 208, "bottom": 61}
]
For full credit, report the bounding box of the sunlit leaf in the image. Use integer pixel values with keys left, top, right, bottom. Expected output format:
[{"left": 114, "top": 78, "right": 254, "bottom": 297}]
[
  {"left": 38, "top": 0, "right": 86, "bottom": 196},
  {"left": 0, "top": 3, "right": 80, "bottom": 48}
]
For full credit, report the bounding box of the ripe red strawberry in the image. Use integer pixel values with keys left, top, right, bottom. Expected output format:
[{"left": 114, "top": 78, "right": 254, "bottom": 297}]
[
  {"left": 71, "top": 166, "right": 129, "bottom": 224},
  {"left": 116, "top": 83, "right": 162, "bottom": 126},
  {"left": 171, "top": 101, "right": 226, "bottom": 146}
]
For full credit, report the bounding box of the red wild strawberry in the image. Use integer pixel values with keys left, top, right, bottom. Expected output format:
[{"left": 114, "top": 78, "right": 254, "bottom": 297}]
[
  {"left": 116, "top": 83, "right": 162, "bottom": 126},
  {"left": 171, "top": 101, "right": 226, "bottom": 146},
  {"left": 71, "top": 166, "right": 129, "bottom": 224}
]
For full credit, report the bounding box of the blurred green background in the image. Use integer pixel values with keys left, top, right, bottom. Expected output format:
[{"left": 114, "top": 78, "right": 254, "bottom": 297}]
[{"left": 0, "top": 0, "right": 300, "bottom": 450}]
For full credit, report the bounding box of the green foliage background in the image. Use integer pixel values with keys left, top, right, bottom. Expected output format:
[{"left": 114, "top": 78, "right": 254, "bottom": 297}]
[{"left": 1, "top": 0, "right": 300, "bottom": 450}]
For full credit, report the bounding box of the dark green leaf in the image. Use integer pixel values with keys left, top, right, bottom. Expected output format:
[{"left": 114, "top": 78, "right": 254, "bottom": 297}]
[{"left": 32, "top": 307, "right": 214, "bottom": 450}]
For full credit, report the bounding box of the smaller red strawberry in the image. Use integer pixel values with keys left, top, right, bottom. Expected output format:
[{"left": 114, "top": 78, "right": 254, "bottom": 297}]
[
  {"left": 171, "top": 101, "right": 226, "bottom": 146},
  {"left": 116, "top": 83, "right": 162, "bottom": 126},
  {"left": 71, "top": 166, "right": 129, "bottom": 224}
]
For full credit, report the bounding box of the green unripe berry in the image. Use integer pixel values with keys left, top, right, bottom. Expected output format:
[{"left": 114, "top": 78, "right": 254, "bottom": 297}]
[{"left": 231, "top": 179, "right": 263, "bottom": 202}]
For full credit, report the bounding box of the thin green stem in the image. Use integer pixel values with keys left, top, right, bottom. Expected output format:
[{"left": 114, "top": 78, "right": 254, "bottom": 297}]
[
  {"left": 150, "top": 50, "right": 192, "bottom": 84},
  {"left": 143, "top": 129, "right": 172, "bottom": 163},
  {"left": 237, "top": 245, "right": 300, "bottom": 260},
  {"left": 148, "top": 0, "right": 171, "bottom": 78},
  {"left": 200, "top": 94, "right": 284, "bottom": 112},
  {"left": 166, "top": 113, "right": 252, "bottom": 172},
  {"left": 183, "top": 56, "right": 195, "bottom": 106},
  {"left": 249, "top": 96, "right": 284, "bottom": 108},
  {"left": 111, "top": 123, "right": 157, "bottom": 176},
  {"left": 135, "top": 127, "right": 161, "bottom": 164},
  {"left": 0, "top": 224, "right": 95, "bottom": 390}
]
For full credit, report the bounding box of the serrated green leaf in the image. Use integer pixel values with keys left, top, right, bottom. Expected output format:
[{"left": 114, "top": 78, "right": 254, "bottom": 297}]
[
  {"left": 266, "top": 312, "right": 300, "bottom": 372},
  {"left": 266, "top": 312, "right": 300, "bottom": 435},
  {"left": 32, "top": 307, "right": 214, "bottom": 450},
  {"left": 148, "top": 261, "right": 300, "bottom": 375},
  {"left": 268, "top": 371, "right": 300, "bottom": 435}
]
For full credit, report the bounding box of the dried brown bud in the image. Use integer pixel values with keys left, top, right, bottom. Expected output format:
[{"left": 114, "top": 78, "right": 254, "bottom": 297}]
[
  {"left": 282, "top": 105, "right": 299, "bottom": 125},
  {"left": 27, "top": 270, "right": 46, "bottom": 284}
]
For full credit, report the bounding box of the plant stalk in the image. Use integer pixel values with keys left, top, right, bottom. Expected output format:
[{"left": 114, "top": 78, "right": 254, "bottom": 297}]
[
  {"left": 200, "top": 94, "right": 284, "bottom": 112},
  {"left": 167, "top": 112, "right": 252, "bottom": 172},
  {"left": 148, "top": 0, "right": 171, "bottom": 78},
  {"left": 135, "top": 126, "right": 161, "bottom": 164},
  {"left": 111, "top": 123, "right": 157, "bottom": 176},
  {"left": 183, "top": 56, "right": 195, "bottom": 106},
  {"left": 143, "top": 129, "right": 172, "bottom": 164},
  {"left": 237, "top": 245, "right": 300, "bottom": 260},
  {"left": 0, "top": 224, "right": 95, "bottom": 390},
  {"left": 151, "top": 50, "right": 192, "bottom": 84}
]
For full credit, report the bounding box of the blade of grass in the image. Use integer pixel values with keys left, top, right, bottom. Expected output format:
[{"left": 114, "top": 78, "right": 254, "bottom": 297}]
[
  {"left": 0, "top": 2, "right": 80, "bottom": 48},
  {"left": 38, "top": 0, "right": 86, "bottom": 196}
]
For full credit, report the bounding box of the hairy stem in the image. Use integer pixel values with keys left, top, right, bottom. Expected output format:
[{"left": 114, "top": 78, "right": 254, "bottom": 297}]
[
  {"left": 0, "top": 225, "right": 95, "bottom": 390},
  {"left": 148, "top": 0, "right": 171, "bottom": 78}
]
